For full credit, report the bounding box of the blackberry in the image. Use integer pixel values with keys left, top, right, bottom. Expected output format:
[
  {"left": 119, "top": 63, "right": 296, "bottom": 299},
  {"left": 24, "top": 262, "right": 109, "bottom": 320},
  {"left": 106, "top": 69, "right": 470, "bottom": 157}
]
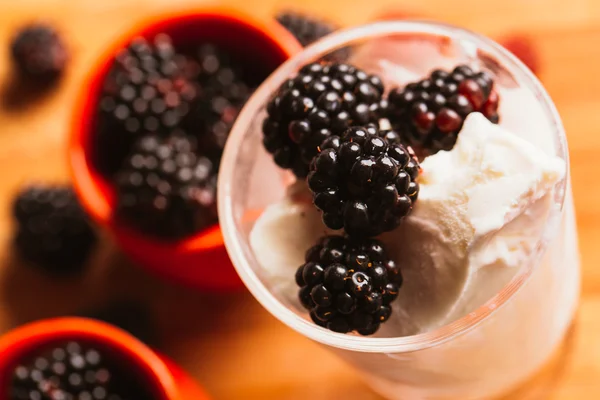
[
  {"left": 276, "top": 12, "right": 337, "bottom": 48},
  {"left": 182, "top": 44, "right": 253, "bottom": 162},
  {"left": 10, "top": 24, "right": 68, "bottom": 80},
  {"left": 95, "top": 34, "right": 197, "bottom": 176},
  {"left": 9, "top": 341, "right": 156, "bottom": 400},
  {"left": 12, "top": 185, "right": 97, "bottom": 274},
  {"left": 385, "top": 64, "right": 500, "bottom": 157},
  {"left": 262, "top": 62, "right": 386, "bottom": 177},
  {"left": 296, "top": 235, "right": 402, "bottom": 335},
  {"left": 308, "top": 125, "right": 420, "bottom": 237},
  {"left": 115, "top": 132, "right": 218, "bottom": 239}
]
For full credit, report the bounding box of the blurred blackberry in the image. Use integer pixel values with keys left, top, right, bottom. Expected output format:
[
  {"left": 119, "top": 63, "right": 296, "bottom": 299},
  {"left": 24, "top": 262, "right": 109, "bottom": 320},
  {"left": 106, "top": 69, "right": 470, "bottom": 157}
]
[
  {"left": 182, "top": 44, "right": 253, "bottom": 162},
  {"left": 12, "top": 185, "right": 97, "bottom": 274},
  {"left": 262, "top": 62, "right": 386, "bottom": 178},
  {"left": 308, "top": 125, "right": 420, "bottom": 237},
  {"left": 95, "top": 34, "right": 197, "bottom": 176},
  {"left": 115, "top": 132, "right": 218, "bottom": 240},
  {"left": 385, "top": 64, "right": 500, "bottom": 157},
  {"left": 296, "top": 235, "right": 402, "bottom": 335},
  {"left": 9, "top": 341, "right": 156, "bottom": 400},
  {"left": 276, "top": 11, "right": 336, "bottom": 47},
  {"left": 10, "top": 24, "right": 68, "bottom": 81},
  {"left": 276, "top": 12, "right": 349, "bottom": 62}
]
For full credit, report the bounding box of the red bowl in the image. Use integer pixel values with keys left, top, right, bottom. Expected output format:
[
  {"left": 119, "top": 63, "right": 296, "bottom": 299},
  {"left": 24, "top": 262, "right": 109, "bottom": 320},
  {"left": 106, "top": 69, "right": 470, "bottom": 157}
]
[
  {"left": 69, "top": 8, "right": 302, "bottom": 291},
  {"left": 0, "top": 318, "right": 210, "bottom": 400}
]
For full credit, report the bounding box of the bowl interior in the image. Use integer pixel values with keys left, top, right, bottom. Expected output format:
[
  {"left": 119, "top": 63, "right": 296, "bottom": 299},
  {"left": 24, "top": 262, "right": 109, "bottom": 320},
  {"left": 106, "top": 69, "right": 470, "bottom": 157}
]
[
  {"left": 0, "top": 319, "right": 174, "bottom": 399},
  {"left": 71, "top": 9, "right": 298, "bottom": 249}
]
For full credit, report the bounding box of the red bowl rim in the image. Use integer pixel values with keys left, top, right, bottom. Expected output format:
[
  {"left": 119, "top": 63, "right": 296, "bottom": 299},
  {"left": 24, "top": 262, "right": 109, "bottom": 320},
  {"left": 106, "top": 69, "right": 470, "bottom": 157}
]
[
  {"left": 68, "top": 6, "right": 302, "bottom": 253},
  {"left": 0, "top": 317, "right": 178, "bottom": 400}
]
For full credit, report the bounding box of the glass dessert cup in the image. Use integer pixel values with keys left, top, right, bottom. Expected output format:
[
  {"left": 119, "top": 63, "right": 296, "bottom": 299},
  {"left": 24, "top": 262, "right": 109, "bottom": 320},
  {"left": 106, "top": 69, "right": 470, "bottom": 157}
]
[{"left": 218, "top": 21, "right": 580, "bottom": 400}]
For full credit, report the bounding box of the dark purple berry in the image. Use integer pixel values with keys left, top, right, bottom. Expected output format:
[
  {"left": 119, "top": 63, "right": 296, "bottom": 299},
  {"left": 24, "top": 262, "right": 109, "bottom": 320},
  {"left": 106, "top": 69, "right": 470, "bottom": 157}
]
[
  {"left": 115, "top": 132, "right": 217, "bottom": 239},
  {"left": 9, "top": 341, "right": 156, "bottom": 400},
  {"left": 11, "top": 24, "right": 68, "bottom": 80},
  {"left": 12, "top": 185, "right": 96, "bottom": 274},
  {"left": 262, "top": 62, "right": 384, "bottom": 177},
  {"left": 324, "top": 264, "right": 348, "bottom": 291},
  {"left": 309, "top": 125, "right": 420, "bottom": 237},
  {"left": 311, "top": 284, "right": 333, "bottom": 307},
  {"left": 95, "top": 35, "right": 199, "bottom": 177},
  {"left": 295, "top": 235, "right": 401, "bottom": 335},
  {"left": 335, "top": 292, "right": 357, "bottom": 314},
  {"left": 276, "top": 12, "right": 337, "bottom": 48},
  {"left": 385, "top": 64, "right": 500, "bottom": 157}
]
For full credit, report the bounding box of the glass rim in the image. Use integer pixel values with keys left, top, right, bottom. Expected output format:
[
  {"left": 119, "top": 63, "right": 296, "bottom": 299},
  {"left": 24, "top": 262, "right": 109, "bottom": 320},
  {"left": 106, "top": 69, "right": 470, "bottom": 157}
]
[{"left": 218, "top": 20, "right": 569, "bottom": 353}]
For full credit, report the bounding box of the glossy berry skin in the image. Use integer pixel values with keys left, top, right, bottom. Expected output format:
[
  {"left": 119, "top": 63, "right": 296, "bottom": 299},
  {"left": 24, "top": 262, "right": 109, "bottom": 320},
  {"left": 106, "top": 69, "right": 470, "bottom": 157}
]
[
  {"left": 9, "top": 341, "right": 156, "bottom": 400},
  {"left": 308, "top": 124, "right": 420, "bottom": 237},
  {"left": 10, "top": 24, "right": 68, "bottom": 80},
  {"left": 385, "top": 64, "right": 500, "bottom": 157},
  {"left": 95, "top": 34, "right": 197, "bottom": 177},
  {"left": 12, "top": 185, "right": 97, "bottom": 274},
  {"left": 296, "top": 235, "right": 403, "bottom": 336},
  {"left": 262, "top": 62, "right": 386, "bottom": 178},
  {"left": 115, "top": 132, "right": 217, "bottom": 240}
]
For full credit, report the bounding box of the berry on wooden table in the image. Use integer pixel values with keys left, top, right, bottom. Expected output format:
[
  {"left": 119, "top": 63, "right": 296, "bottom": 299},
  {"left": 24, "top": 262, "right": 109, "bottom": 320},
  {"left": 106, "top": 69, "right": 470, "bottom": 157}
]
[{"left": 12, "top": 185, "right": 97, "bottom": 275}]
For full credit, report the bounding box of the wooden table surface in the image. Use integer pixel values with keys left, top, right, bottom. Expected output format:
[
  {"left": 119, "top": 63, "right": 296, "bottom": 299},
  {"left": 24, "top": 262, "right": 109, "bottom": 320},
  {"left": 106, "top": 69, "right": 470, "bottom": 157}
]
[{"left": 0, "top": 0, "right": 598, "bottom": 399}]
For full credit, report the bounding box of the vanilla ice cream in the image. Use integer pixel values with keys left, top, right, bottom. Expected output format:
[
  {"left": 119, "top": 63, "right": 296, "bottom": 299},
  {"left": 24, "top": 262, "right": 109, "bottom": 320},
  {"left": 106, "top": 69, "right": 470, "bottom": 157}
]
[{"left": 249, "top": 110, "right": 566, "bottom": 336}]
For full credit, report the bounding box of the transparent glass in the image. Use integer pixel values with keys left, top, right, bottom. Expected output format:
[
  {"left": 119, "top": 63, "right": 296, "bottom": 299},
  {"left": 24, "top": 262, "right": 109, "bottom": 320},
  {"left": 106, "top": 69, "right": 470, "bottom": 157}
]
[{"left": 218, "top": 21, "right": 580, "bottom": 400}]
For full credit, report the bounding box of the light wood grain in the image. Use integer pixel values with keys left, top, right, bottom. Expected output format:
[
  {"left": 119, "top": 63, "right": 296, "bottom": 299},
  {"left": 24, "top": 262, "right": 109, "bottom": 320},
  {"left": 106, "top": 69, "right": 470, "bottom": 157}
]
[{"left": 0, "top": 0, "right": 596, "bottom": 399}]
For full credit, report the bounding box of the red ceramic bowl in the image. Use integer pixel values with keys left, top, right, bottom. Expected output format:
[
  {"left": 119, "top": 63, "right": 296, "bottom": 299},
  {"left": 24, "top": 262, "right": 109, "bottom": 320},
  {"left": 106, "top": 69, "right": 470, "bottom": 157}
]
[
  {"left": 0, "top": 318, "right": 209, "bottom": 400},
  {"left": 69, "top": 8, "right": 302, "bottom": 291}
]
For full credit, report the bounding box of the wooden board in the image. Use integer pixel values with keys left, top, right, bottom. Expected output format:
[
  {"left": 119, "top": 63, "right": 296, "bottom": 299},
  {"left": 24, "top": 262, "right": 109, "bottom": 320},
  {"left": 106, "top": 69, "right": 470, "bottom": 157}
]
[{"left": 0, "top": 0, "right": 597, "bottom": 398}]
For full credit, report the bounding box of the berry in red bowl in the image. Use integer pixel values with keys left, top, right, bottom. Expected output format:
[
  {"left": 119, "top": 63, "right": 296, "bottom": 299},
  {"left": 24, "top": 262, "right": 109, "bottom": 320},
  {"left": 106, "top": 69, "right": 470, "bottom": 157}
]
[
  {"left": 0, "top": 318, "right": 210, "bottom": 400},
  {"left": 69, "top": 7, "right": 302, "bottom": 291}
]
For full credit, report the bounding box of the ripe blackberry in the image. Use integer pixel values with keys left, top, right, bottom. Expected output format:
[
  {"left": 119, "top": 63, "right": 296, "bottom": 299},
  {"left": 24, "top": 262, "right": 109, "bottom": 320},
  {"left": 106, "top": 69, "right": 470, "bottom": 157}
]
[
  {"left": 10, "top": 24, "right": 68, "bottom": 80},
  {"left": 308, "top": 125, "right": 420, "bottom": 237},
  {"left": 276, "top": 12, "right": 337, "bottom": 48},
  {"left": 385, "top": 64, "right": 500, "bottom": 157},
  {"left": 95, "top": 34, "right": 197, "bottom": 176},
  {"left": 9, "top": 341, "right": 156, "bottom": 400},
  {"left": 262, "top": 62, "right": 386, "bottom": 177},
  {"left": 12, "top": 185, "right": 97, "bottom": 274},
  {"left": 115, "top": 132, "right": 218, "bottom": 239},
  {"left": 296, "top": 235, "right": 402, "bottom": 335},
  {"left": 182, "top": 44, "right": 253, "bottom": 162}
]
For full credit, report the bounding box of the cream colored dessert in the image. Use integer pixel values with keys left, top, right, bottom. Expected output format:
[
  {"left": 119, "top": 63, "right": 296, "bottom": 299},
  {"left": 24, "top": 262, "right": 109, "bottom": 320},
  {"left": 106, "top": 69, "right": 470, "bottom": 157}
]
[{"left": 250, "top": 109, "right": 566, "bottom": 336}]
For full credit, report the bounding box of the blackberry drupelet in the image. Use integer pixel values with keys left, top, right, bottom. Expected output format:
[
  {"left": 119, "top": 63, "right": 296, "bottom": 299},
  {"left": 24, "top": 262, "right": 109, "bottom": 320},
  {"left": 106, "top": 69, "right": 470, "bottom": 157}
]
[
  {"left": 95, "top": 34, "right": 197, "bottom": 176},
  {"left": 385, "top": 64, "right": 500, "bottom": 157},
  {"left": 262, "top": 62, "right": 386, "bottom": 177},
  {"left": 10, "top": 24, "right": 68, "bottom": 80},
  {"left": 308, "top": 125, "right": 420, "bottom": 237},
  {"left": 276, "top": 11, "right": 337, "bottom": 47},
  {"left": 115, "top": 132, "right": 218, "bottom": 239},
  {"left": 182, "top": 44, "right": 253, "bottom": 162},
  {"left": 296, "top": 235, "right": 402, "bottom": 335},
  {"left": 12, "top": 185, "right": 97, "bottom": 274},
  {"left": 9, "top": 341, "right": 156, "bottom": 400}
]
